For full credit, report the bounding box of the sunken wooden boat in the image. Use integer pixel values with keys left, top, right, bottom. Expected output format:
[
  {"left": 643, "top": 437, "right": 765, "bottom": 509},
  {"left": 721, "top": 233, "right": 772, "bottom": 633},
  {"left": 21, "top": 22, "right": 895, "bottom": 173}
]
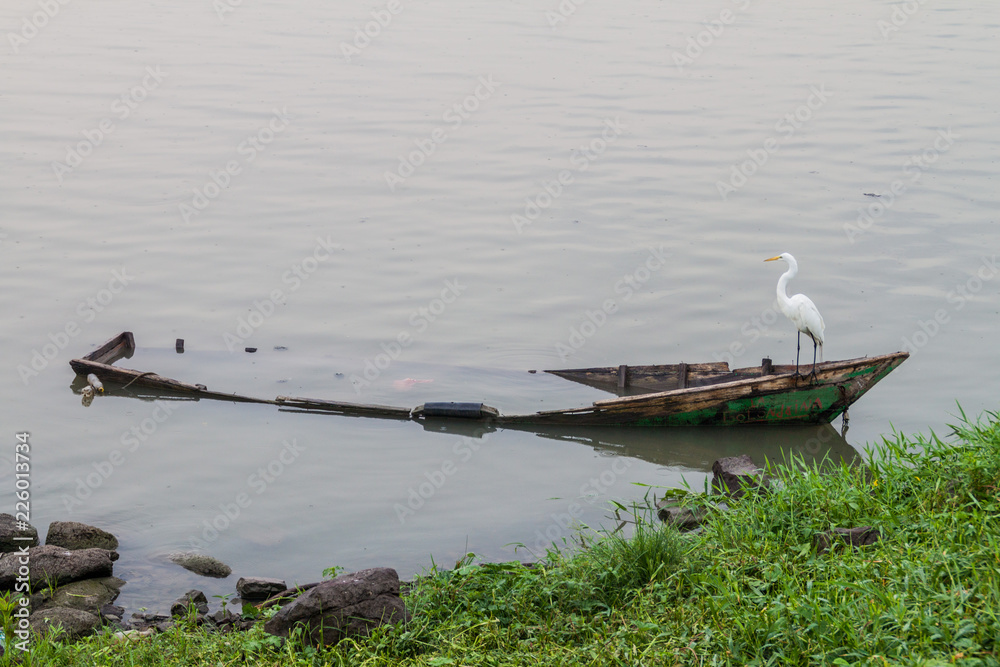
[{"left": 69, "top": 332, "right": 907, "bottom": 427}]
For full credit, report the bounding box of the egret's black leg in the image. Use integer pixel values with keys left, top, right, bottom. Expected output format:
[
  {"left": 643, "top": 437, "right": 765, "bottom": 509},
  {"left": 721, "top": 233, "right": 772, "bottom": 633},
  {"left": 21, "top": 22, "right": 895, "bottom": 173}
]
[
  {"left": 809, "top": 340, "right": 819, "bottom": 380},
  {"left": 795, "top": 331, "right": 801, "bottom": 377}
]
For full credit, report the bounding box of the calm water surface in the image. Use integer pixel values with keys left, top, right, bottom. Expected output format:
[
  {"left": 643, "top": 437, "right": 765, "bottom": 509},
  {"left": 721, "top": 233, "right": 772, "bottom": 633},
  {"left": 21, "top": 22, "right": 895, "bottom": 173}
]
[{"left": 1, "top": 0, "right": 998, "bottom": 610}]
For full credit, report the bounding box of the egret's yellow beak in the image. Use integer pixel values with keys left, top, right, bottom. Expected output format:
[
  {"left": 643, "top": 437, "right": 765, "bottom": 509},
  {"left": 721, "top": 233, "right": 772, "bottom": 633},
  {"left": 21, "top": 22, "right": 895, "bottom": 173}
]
[{"left": 764, "top": 256, "right": 781, "bottom": 262}]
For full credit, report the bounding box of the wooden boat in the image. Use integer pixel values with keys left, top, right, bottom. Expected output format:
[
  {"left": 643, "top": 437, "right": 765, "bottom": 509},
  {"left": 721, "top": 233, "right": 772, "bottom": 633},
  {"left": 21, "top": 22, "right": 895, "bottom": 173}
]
[
  {"left": 498, "top": 354, "right": 907, "bottom": 426},
  {"left": 69, "top": 332, "right": 907, "bottom": 427}
]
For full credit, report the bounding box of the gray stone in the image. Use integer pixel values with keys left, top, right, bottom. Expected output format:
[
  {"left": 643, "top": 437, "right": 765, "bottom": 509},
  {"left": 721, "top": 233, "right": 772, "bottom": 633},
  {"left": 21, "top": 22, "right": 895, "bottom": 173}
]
[
  {"left": 168, "top": 552, "right": 232, "bottom": 578},
  {"left": 815, "top": 526, "right": 881, "bottom": 553},
  {"left": 207, "top": 609, "right": 237, "bottom": 626},
  {"left": 29, "top": 607, "right": 101, "bottom": 641},
  {"left": 45, "top": 521, "right": 119, "bottom": 551},
  {"left": 711, "top": 455, "right": 771, "bottom": 498},
  {"left": 264, "top": 567, "right": 409, "bottom": 646},
  {"left": 128, "top": 612, "right": 170, "bottom": 631},
  {"left": 0, "top": 545, "right": 116, "bottom": 590},
  {"left": 100, "top": 604, "right": 125, "bottom": 624},
  {"left": 0, "top": 513, "right": 39, "bottom": 552},
  {"left": 237, "top": 576, "right": 287, "bottom": 600},
  {"left": 171, "top": 589, "right": 210, "bottom": 617},
  {"left": 656, "top": 501, "right": 709, "bottom": 530},
  {"left": 31, "top": 576, "right": 125, "bottom": 614}
]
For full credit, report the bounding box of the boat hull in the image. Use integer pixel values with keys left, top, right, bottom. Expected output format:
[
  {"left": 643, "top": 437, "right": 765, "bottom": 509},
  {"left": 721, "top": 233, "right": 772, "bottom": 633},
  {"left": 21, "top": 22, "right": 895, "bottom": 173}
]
[
  {"left": 69, "top": 333, "right": 907, "bottom": 427},
  {"left": 496, "top": 353, "right": 908, "bottom": 426}
]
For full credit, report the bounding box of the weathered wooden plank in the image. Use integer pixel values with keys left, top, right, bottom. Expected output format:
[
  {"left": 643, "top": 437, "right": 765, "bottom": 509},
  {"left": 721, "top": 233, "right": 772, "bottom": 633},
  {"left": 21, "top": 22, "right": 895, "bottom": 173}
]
[
  {"left": 82, "top": 331, "right": 135, "bottom": 364},
  {"left": 274, "top": 396, "right": 413, "bottom": 419},
  {"left": 69, "top": 358, "right": 274, "bottom": 404},
  {"left": 547, "top": 362, "right": 732, "bottom": 394}
]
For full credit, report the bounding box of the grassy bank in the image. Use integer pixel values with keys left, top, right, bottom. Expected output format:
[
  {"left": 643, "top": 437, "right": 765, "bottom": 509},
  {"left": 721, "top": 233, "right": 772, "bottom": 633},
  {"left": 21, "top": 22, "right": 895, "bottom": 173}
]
[{"left": 12, "top": 411, "right": 1000, "bottom": 666}]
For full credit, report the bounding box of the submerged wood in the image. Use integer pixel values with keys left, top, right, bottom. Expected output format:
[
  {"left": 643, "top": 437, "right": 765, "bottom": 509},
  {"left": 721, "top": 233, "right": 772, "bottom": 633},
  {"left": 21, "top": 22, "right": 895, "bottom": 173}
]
[
  {"left": 70, "top": 332, "right": 274, "bottom": 405},
  {"left": 69, "top": 332, "right": 907, "bottom": 427},
  {"left": 275, "top": 396, "right": 412, "bottom": 419}
]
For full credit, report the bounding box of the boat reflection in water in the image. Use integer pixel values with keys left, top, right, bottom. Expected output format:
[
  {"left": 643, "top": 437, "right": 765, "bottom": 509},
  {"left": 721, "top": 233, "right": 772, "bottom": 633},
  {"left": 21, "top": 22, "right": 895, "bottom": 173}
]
[{"left": 512, "top": 423, "right": 859, "bottom": 474}]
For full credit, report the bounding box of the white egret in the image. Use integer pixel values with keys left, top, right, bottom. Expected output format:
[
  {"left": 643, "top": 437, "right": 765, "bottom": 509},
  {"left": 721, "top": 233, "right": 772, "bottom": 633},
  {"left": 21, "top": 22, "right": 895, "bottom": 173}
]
[{"left": 764, "top": 253, "right": 825, "bottom": 377}]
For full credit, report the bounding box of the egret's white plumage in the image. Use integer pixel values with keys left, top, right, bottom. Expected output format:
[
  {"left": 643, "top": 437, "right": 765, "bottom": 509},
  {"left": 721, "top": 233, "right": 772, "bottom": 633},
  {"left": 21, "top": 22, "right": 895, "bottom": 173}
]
[{"left": 765, "top": 253, "right": 825, "bottom": 375}]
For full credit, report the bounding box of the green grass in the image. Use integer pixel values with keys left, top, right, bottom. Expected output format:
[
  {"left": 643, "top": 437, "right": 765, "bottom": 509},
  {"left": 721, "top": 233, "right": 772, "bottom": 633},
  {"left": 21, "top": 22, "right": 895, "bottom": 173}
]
[{"left": 11, "top": 411, "right": 1000, "bottom": 666}]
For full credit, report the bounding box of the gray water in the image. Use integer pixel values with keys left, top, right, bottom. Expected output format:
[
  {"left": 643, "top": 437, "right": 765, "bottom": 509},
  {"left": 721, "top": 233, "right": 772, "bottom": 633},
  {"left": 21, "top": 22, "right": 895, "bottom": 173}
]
[{"left": 2, "top": 0, "right": 998, "bottom": 611}]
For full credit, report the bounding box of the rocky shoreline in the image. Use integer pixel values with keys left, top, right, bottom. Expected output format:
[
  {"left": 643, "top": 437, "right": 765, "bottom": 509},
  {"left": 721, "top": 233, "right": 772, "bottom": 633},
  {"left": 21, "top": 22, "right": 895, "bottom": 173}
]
[
  {"left": 0, "top": 516, "right": 408, "bottom": 650},
  {"left": 2, "top": 454, "right": 874, "bottom": 652}
]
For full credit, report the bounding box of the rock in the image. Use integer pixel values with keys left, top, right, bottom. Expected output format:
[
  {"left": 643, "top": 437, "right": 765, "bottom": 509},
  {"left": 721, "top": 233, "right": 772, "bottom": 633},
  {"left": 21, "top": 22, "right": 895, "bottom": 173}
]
[
  {"left": 207, "top": 609, "right": 236, "bottom": 626},
  {"left": 127, "top": 612, "right": 170, "bottom": 632},
  {"left": 264, "top": 567, "right": 408, "bottom": 646},
  {"left": 656, "top": 501, "right": 710, "bottom": 530},
  {"left": 237, "top": 576, "right": 287, "bottom": 600},
  {"left": 168, "top": 552, "right": 232, "bottom": 578},
  {"left": 100, "top": 604, "right": 126, "bottom": 624},
  {"left": 815, "top": 526, "right": 882, "bottom": 553},
  {"left": 31, "top": 577, "right": 126, "bottom": 614},
  {"left": 0, "top": 513, "right": 39, "bottom": 551},
  {"left": 711, "top": 455, "right": 771, "bottom": 498},
  {"left": 0, "top": 545, "right": 116, "bottom": 589},
  {"left": 112, "top": 628, "right": 155, "bottom": 642},
  {"left": 171, "top": 589, "right": 210, "bottom": 617},
  {"left": 29, "top": 607, "right": 101, "bottom": 641},
  {"left": 45, "top": 521, "right": 119, "bottom": 551}
]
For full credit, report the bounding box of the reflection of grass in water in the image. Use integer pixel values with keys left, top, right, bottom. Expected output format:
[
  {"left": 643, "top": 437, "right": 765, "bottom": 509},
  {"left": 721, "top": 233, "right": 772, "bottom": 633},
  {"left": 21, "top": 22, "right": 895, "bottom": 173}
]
[{"left": 25, "top": 409, "right": 1000, "bottom": 665}]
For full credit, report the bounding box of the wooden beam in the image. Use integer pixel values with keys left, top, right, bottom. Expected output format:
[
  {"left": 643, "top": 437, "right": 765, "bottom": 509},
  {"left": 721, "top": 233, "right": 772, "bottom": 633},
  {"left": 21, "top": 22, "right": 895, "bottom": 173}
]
[
  {"left": 617, "top": 365, "right": 628, "bottom": 392},
  {"left": 761, "top": 358, "right": 773, "bottom": 375},
  {"left": 677, "top": 362, "right": 688, "bottom": 389},
  {"left": 83, "top": 332, "right": 135, "bottom": 364},
  {"left": 275, "top": 396, "right": 412, "bottom": 419}
]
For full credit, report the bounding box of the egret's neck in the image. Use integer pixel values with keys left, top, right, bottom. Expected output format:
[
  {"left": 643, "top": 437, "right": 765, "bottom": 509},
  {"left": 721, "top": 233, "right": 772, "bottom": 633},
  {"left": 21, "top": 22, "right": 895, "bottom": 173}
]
[
  {"left": 776, "top": 273, "right": 790, "bottom": 302},
  {"left": 776, "top": 258, "right": 797, "bottom": 301}
]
